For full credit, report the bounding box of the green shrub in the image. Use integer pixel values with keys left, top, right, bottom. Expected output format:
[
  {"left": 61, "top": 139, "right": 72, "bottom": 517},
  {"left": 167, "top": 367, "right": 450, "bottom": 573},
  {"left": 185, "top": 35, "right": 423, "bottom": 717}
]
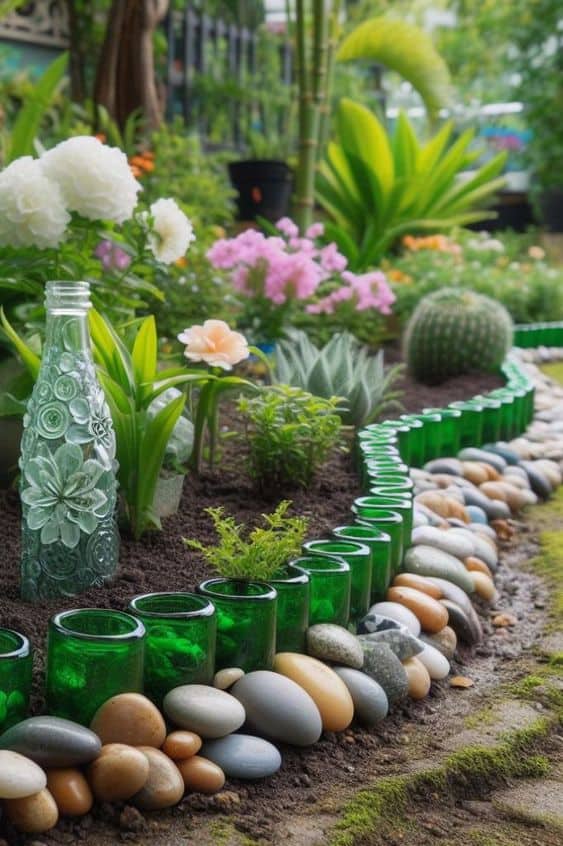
[
  {"left": 184, "top": 500, "right": 308, "bottom": 581},
  {"left": 274, "top": 330, "right": 403, "bottom": 428},
  {"left": 404, "top": 288, "right": 513, "bottom": 385},
  {"left": 238, "top": 384, "right": 343, "bottom": 493}
]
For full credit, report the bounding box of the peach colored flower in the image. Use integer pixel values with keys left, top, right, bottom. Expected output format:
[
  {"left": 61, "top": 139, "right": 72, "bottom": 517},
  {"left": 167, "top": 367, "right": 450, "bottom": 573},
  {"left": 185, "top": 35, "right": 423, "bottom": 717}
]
[
  {"left": 528, "top": 245, "right": 545, "bottom": 260},
  {"left": 178, "top": 320, "right": 249, "bottom": 370}
]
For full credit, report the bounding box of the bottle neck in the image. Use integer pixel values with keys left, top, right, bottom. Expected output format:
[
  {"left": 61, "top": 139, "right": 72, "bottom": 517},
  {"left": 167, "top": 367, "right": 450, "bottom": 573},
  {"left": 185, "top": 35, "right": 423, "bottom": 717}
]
[{"left": 44, "top": 281, "right": 92, "bottom": 355}]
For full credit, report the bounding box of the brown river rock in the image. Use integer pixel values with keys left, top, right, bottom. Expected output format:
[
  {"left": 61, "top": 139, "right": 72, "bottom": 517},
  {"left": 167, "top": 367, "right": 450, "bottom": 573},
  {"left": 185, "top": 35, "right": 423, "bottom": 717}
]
[
  {"left": 461, "top": 461, "right": 489, "bottom": 486},
  {"left": 469, "top": 571, "right": 498, "bottom": 601},
  {"left": 46, "top": 768, "right": 93, "bottom": 816},
  {"left": 87, "top": 743, "right": 150, "bottom": 801},
  {"left": 162, "top": 730, "right": 202, "bottom": 761},
  {"left": 464, "top": 556, "right": 493, "bottom": 578},
  {"left": 133, "top": 747, "right": 185, "bottom": 810},
  {"left": 90, "top": 693, "right": 166, "bottom": 748},
  {"left": 387, "top": 586, "right": 449, "bottom": 633},
  {"left": 403, "top": 657, "right": 431, "bottom": 700},
  {"left": 392, "top": 573, "right": 442, "bottom": 599},
  {"left": 273, "top": 653, "right": 354, "bottom": 732},
  {"left": 4, "top": 788, "right": 59, "bottom": 833},
  {"left": 177, "top": 755, "right": 225, "bottom": 794}
]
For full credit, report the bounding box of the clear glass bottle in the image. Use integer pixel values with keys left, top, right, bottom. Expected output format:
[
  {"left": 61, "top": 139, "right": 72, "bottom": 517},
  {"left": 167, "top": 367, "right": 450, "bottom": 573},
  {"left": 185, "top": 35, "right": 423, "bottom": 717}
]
[{"left": 20, "top": 281, "right": 119, "bottom": 601}]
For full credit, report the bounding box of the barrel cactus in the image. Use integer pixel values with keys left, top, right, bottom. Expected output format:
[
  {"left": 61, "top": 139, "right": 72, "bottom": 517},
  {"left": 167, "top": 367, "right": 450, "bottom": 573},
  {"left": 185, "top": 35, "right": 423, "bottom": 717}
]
[{"left": 404, "top": 288, "right": 513, "bottom": 385}]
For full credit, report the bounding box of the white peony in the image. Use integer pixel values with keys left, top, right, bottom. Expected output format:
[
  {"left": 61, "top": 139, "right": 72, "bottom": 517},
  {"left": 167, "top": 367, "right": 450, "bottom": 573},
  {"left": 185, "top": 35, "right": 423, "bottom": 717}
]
[
  {"left": 0, "top": 157, "right": 70, "bottom": 249},
  {"left": 40, "top": 136, "right": 141, "bottom": 224},
  {"left": 147, "top": 198, "right": 195, "bottom": 264}
]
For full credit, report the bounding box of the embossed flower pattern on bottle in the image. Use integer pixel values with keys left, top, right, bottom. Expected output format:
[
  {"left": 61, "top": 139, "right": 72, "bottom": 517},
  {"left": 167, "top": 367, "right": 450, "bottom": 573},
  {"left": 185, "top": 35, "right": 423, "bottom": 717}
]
[{"left": 20, "top": 281, "right": 119, "bottom": 601}]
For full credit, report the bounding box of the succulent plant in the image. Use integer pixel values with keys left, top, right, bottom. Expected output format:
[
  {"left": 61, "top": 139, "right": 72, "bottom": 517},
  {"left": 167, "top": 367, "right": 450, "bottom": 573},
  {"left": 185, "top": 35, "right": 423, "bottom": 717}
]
[
  {"left": 404, "top": 288, "right": 513, "bottom": 385},
  {"left": 274, "top": 330, "right": 403, "bottom": 428}
]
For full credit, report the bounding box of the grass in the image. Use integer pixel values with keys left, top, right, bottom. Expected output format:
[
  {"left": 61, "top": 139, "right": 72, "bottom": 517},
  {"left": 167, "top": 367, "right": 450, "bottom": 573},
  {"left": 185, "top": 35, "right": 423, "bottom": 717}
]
[{"left": 329, "top": 719, "right": 553, "bottom": 846}]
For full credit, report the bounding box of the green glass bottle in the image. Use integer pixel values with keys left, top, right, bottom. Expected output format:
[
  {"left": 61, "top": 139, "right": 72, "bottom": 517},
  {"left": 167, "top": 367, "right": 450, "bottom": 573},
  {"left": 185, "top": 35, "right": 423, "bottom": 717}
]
[
  {"left": 292, "top": 555, "right": 351, "bottom": 627},
  {"left": 197, "top": 579, "right": 277, "bottom": 671},
  {"left": 332, "top": 525, "right": 392, "bottom": 603},
  {"left": 351, "top": 505, "right": 404, "bottom": 577},
  {"left": 46, "top": 609, "right": 145, "bottom": 725},
  {"left": 449, "top": 400, "right": 484, "bottom": 448},
  {"left": 20, "top": 281, "right": 118, "bottom": 602},
  {"left": 302, "top": 539, "right": 371, "bottom": 624},
  {"left": 399, "top": 415, "right": 426, "bottom": 467},
  {"left": 354, "top": 494, "right": 413, "bottom": 552},
  {"left": 0, "top": 629, "right": 32, "bottom": 732},
  {"left": 423, "top": 407, "right": 461, "bottom": 458},
  {"left": 268, "top": 564, "right": 310, "bottom": 653},
  {"left": 128, "top": 593, "right": 216, "bottom": 705}
]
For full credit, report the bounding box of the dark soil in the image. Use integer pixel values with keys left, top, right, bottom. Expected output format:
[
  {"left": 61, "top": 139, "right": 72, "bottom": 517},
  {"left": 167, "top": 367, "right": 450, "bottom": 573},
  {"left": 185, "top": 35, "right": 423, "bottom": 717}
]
[{"left": 0, "top": 365, "right": 519, "bottom": 846}]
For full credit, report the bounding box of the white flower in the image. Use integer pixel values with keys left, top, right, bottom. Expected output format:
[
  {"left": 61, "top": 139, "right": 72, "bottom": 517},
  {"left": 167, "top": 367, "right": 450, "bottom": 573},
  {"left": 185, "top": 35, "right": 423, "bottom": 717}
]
[
  {"left": 40, "top": 136, "right": 141, "bottom": 224},
  {"left": 147, "top": 198, "right": 195, "bottom": 264},
  {"left": 0, "top": 157, "right": 70, "bottom": 249}
]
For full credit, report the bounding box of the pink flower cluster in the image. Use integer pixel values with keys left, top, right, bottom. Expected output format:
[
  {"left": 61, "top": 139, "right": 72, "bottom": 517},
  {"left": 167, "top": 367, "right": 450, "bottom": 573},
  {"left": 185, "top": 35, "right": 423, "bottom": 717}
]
[
  {"left": 94, "top": 239, "right": 131, "bottom": 271},
  {"left": 307, "top": 270, "right": 395, "bottom": 316},
  {"left": 206, "top": 218, "right": 395, "bottom": 317}
]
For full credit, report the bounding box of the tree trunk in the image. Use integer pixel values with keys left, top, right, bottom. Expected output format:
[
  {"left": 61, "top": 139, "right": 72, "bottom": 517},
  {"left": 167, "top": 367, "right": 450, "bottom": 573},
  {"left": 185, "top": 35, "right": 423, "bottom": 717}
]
[
  {"left": 65, "top": 0, "right": 86, "bottom": 102},
  {"left": 94, "top": 0, "right": 170, "bottom": 133}
]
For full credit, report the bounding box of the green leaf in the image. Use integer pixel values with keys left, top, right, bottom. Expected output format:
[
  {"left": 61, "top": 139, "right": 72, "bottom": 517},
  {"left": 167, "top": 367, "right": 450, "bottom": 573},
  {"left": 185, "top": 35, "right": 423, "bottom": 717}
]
[
  {"left": 7, "top": 53, "right": 68, "bottom": 161},
  {"left": 0, "top": 308, "right": 41, "bottom": 379},
  {"left": 131, "top": 316, "right": 157, "bottom": 400},
  {"left": 337, "top": 17, "right": 451, "bottom": 119}
]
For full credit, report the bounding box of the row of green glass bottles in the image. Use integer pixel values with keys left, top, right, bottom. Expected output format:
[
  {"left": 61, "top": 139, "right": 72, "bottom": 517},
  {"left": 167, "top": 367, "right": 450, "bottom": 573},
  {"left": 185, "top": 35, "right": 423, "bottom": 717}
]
[{"left": 513, "top": 322, "right": 563, "bottom": 349}]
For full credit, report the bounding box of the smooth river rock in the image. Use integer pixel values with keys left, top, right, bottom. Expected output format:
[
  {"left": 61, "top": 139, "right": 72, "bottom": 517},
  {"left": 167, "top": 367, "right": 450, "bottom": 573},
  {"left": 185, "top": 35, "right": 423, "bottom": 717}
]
[
  {"left": 162, "top": 731, "right": 202, "bottom": 761},
  {"left": 462, "top": 487, "right": 510, "bottom": 520},
  {"left": 357, "top": 613, "right": 403, "bottom": 635},
  {"left": 87, "top": 743, "right": 150, "bottom": 802},
  {"left": 133, "top": 747, "right": 185, "bottom": 810},
  {"left": 471, "top": 535, "right": 499, "bottom": 571},
  {"left": 419, "top": 626, "right": 457, "bottom": 660},
  {"left": 231, "top": 671, "right": 322, "bottom": 746},
  {"left": 520, "top": 461, "right": 552, "bottom": 499},
  {"left": 440, "top": 599, "right": 483, "bottom": 645},
  {"left": 90, "top": 694, "right": 166, "bottom": 748},
  {"left": 46, "top": 768, "right": 93, "bottom": 816},
  {"left": 403, "top": 657, "right": 431, "bottom": 700},
  {"left": 481, "top": 443, "right": 521, "bottom": 465},
  {"left": 4, "top": 788, "right": 59, "bottom": 833},
  {"left": 333, "top": 667, "right": 389, "bottom": 726},
  {"left": 213, "top": 668, "right": 244, "bottom": 690},
  {"left": 458, "top": 448, "right": 507, "bottom": 473},
  {"left": 163, "top": 685, "right": 246, "bottom": 739},
  {"left": 201, "top": 734, "right": 282, "bottom": 780},
  {"left": 358, "top": 628, "right": 423, "bottom": 661},
  {"left": 392, "top": 573, "right": 442, "bottom": 599},
  {"left": 177, "top": 755, "right": 225, "bottom": 794},
  {"left": 465, "top": 556, "right": 494, "bottom": 578},
  {"left": 469, "top": 571, "right": 498, "bottom": 601},
  {"left": 386, "top": 587, "right": 449, "bottom": 634},
  {"left": 424, "top": 458, "right": 463, "bottom": 476},
  {"left": 466, "top": 505, "right": 488, "bottom": 524},
  {"left": 273, "top": 653, "right": 354, "bottom": 732},
  {"left": 0, "top": 716, "right": 101, "bottom": 768},
  {"left": 306, "top": 624, "right": 364, "bottom": 669},
  {"left": 368, "top": 602, "right": 422, "bottom": 636},
  {"left": 403, "top": 546, "right": 474, "bottom": 594},
  {"left": 411, "top": 526, "right": 474, "bottom": 560},
  {"left": 361, "top": 642, "right": 409, "bottom": 705},
  {"left": 415, "top": 642, "right": 450, "bottom": 680},
  {"left": 0, "top": 751, "right": 47, "bottom": 799}
]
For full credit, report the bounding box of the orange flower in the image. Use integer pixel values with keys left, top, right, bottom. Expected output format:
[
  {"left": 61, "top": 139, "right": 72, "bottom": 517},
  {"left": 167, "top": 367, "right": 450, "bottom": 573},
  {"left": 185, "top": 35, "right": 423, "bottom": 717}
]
[
  {"left": 175, "top": 256, "right": 188, "bottom": 268},
  {"left": 178, "top": 320, "right": 249, "bottom": 370},
  {"left": 388, "top": 269, "right": 413, "bottom": 285},
  {"left": 129, "top": 164, "right": 142, "bottom": 178}
]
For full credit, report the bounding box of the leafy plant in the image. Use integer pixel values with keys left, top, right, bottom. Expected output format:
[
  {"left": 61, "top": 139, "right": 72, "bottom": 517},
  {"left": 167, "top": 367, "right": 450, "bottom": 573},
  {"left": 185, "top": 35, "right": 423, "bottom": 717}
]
[
  {"left": 316, "top": 99, "right": 507, "bottom": 270},
  {"left": 238, "top": 384, "right": 342, "bottom": 493},
  {"left": 274, "top": 329, "right": 403, "bottom": 428},
  {"left": 404, "top": 288, "right": 513, "bottom": 386},
  {"left": 337, "top": 17, "right": 451, "bottom": 121},
  {"left": 184, "top": 500, "right": 308, "bottom": 581},
  {"left": 88, "top": 310, "right": 200, "bottom": 539}
]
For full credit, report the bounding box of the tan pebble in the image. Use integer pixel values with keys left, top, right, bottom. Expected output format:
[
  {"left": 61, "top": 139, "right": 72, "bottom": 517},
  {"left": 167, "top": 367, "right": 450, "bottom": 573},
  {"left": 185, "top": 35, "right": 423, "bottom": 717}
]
[
  {"left": 502, "top": 472, "right": 529, "bottom": 490},
  {"left": 213, "top": 668, "right": 244, "bottom": 690},
  {"left": 464, "top": 556, "right": 493, "bottom": 578},
  {"left": 90, "top": 693, "right": 166, "bottom": 748},
  {"left": 46, "top": 768, "right": 93, "bottom": 816},
  {"left": 480, "top": 481, "right": 510, "bottom": 503},
  {"left": 403, "top": 657, "right": 431, "bottom": 700},
  {"left": 273, "top": 653, "right": 353, "bottom": 732},
  {"left": 162, "top": 730, "right": 202, "bottom": 761},
  {"left": 447, "top": 501, "right": 470, "bottom": 522},
  {"left": 87, "top": 743, "right": 150, "bottom": 801},
  {"left": 469, "top": 571, "right": 498, "bottom": 601},
  {"left": 133, "top": 748, "right": 184, "bottom": 810},
  {"left": 490, "top": 520, "right": 515, "bottom": 540},
  {"left": 492, "top": 613, "right": 517, "bottom": 627},
  {"left": 423, "top": 626, "right": 457, "bottom": 660},
  {"left": 387, "top": 587, "right": 449, "bottom": 633},
  {"left": 479, "top": 462, "right": 501, "bottom": 481},
  {"left": 177, "top": 755, "right": 225, "bottom": 794},
  {"left": 461, "top": 462, "right": 489, "bottom": 485},
  {"left": 0, "top": 751, "right": 46, "bottom": 799},
  {"left": 392, "top": 573, "right": 442, "bottom": 599},
  {"left": 495, "top": 482, "right": 528, "bottom": 511},
  {"left": 430, "top": 474, "right": 460, "bottom": 489},
  {"left": 415, "top": 492, "right": 449, "bottom": 518},
  {"left": 4, "top": 788, "right": 59, "bottom": 833},
  {"left": 450, "top": 675, "right": 474, "bottom": 689}
]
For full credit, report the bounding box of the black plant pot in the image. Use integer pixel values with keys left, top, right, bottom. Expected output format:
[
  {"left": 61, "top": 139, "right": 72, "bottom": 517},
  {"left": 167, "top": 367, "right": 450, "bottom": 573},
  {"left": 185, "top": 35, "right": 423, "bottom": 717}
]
[
  {"left": 539, "top": 187, "right": 563, "bottom": 233},
  {"left": 228, "top": 159, "right": 293, "bottom": 223}
]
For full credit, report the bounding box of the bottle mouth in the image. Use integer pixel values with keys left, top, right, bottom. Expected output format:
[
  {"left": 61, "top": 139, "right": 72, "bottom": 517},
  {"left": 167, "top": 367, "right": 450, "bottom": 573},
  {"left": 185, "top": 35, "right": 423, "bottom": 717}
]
[{"left": 45, "top": 280, "right": 91, "bottom": 313}]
